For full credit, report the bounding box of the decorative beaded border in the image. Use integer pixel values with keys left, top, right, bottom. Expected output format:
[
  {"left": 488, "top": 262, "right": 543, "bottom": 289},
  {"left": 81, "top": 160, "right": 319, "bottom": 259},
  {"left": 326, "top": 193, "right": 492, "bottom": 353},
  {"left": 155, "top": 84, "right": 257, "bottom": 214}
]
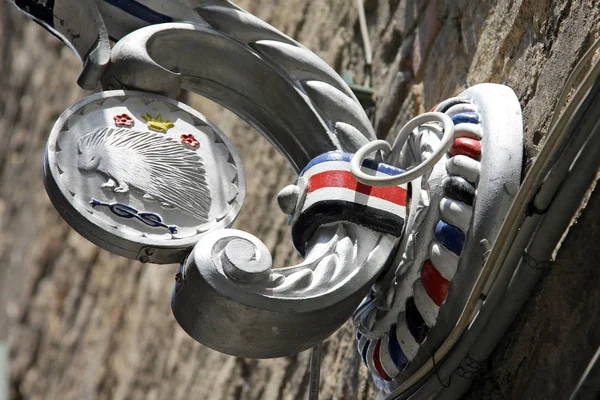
[{"left": 355, "top": 98, "right": 484, "bottom": 382}]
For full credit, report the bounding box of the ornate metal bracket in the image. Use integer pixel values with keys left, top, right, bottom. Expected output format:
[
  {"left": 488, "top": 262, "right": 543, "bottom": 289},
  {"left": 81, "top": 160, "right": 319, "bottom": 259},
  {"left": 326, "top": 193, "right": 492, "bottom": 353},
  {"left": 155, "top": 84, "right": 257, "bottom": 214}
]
[
  {"left": 18, "top": 0, "right": 397, "bottom": 357},
  {"left": 11, "top": 3, "right": 558, "bottom": 400},
  {"left": 98, "top": 15, "right": 399, "bottom": 358}
]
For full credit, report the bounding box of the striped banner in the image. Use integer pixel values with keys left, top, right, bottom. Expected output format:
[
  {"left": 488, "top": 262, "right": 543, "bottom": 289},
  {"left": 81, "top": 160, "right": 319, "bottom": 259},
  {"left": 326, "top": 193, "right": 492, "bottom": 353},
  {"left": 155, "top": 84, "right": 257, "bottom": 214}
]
[{"left": 292, "top": 152, "right": 408, "bottom": 254}]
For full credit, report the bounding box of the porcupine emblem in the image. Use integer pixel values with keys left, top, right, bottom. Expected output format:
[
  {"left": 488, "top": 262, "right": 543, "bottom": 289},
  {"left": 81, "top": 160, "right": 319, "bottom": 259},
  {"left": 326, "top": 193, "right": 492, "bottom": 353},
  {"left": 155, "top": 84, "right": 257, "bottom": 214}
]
[{"left": 77, "top": 127, "right": 211, "bottom": 222}]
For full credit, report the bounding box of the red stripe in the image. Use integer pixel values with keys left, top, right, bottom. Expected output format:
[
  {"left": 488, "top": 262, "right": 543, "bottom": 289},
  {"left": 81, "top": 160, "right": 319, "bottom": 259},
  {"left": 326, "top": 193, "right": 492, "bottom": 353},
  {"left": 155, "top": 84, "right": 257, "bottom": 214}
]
[
  {"left": 307, "top": 171, "right": 407, "bottom": 206},
  {"left": 373, "top": 340, "right": 392, "bottom": 380},
  {"left": 449, "top": 137, "right": 482, "bottom": 160},
  {"left": 421, "top": 260, "right": 450, "bottom": 306}
]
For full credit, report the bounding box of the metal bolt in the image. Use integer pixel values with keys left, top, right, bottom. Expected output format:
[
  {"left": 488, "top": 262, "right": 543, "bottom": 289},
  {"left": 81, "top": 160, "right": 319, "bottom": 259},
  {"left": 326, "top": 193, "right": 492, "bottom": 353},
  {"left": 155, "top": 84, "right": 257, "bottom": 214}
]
[
  {"left": 139, "top": 256, "right": 149, "bottom": 263},
  {"left": 277, "top": 184, "right": 299, "bottom": 215},
  {"left": 221, "top": 239, "right": 270, "bottom": 283},
  {"left": 0, "top": 341, "right": 7, "bottom": 400},
  {"left": 145, "top": 248, "right": 155, "bottom": 256}
]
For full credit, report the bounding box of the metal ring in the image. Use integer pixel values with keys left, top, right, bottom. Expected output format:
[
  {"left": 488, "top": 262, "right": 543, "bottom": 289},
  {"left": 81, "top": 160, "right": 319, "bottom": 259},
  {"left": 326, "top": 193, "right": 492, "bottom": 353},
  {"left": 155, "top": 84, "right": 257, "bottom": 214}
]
[
  {"left": 350, "top": 112, "right": 455, "bottom": 186},
  {"left": 98, "top": 20, "right": 395, "bottom": 357}
]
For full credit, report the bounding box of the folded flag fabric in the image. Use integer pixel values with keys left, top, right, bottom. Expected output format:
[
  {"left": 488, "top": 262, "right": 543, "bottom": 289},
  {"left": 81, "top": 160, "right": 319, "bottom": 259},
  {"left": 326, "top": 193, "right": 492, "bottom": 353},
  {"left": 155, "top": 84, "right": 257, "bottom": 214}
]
[{"left": 291, "top": 152, "right": 408, "bottom": 255}]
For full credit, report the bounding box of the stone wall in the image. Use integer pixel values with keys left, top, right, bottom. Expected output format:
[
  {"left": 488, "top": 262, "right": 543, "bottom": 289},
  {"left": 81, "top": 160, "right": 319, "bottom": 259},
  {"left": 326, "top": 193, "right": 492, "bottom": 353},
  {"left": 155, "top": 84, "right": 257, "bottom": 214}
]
[{"left": 0, "top": 1, "right": 598, "bottom": 399}]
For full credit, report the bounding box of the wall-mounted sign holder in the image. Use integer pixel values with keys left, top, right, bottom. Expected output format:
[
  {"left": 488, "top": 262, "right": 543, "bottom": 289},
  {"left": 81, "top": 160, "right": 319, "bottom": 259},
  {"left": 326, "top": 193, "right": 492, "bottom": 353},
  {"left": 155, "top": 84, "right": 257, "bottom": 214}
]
[{"left": 9, "top": 1, "right": 600, "bottom": 399}]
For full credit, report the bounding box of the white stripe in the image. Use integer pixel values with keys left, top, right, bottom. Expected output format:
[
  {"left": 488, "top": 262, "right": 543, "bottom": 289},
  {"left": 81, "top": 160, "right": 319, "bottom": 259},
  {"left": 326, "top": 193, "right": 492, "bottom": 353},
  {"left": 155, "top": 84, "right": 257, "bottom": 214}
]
[
  {"left": 302, "top": 161, "right": 349, "bottom": 178},
  {"left": 429, "top": 242, "right": 459, "bottom": 280},
  {"left": 302, "top": 187, "right": 406, "bottom": 217},
  {"left": 444, "top": 103, "right": 478, "bottom": 117},
  {"left": 439, "top": 197, "right": 473, "bottom": 232},
  {"left": 454, "top": 123, "right": 483, "bottom": 139},
  {"left": 413, "top": 279, "right": 440, "bottom": 327},
  {"left": 446, "top": 155, "right": 481, "bottom": 184},
  {"left": 303, "top": 160, "right": 405, "bottom": 181},
  {"left": 396, "top": 317, "right": 420, "bottom": 360},
  {"left": 379, "top": 335, "right": 401, "bottom": 377}
]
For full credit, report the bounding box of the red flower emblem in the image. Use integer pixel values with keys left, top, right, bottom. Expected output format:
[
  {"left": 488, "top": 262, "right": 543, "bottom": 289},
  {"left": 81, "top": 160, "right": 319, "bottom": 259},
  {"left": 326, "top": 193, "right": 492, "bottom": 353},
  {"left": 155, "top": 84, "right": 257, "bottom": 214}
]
[
  {"left": 114, "top": 113, "right": 134, "bottom": 127},
  {"left": 181, "top": 133, "right": 200, "bottom": 149}
]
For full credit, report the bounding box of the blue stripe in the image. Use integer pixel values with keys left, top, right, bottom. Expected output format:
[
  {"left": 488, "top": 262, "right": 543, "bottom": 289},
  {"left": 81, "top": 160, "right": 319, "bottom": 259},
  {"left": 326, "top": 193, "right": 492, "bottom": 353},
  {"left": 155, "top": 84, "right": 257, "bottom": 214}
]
[
  {"left": 434, "top": 220, "right": 465, "bottom": 255},
  {"left": 300, "top": 151, "right": 405, "bottom": 177},
  {"left": 388, "top": 324, "right": 408, "bottom": 370},
  {"left": 103, "top": 0, "right": 173, "bottom": 24},
  {"left": 452, "top": 112, "right": 480, "bottom": 125}
]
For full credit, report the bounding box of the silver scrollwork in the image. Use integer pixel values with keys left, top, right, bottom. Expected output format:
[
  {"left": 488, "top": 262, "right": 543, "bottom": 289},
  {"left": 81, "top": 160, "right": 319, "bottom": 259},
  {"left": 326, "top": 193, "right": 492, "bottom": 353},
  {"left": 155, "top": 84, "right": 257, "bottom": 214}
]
[{"left": 19, "top": 0, "right": 398, "bottom": 357}]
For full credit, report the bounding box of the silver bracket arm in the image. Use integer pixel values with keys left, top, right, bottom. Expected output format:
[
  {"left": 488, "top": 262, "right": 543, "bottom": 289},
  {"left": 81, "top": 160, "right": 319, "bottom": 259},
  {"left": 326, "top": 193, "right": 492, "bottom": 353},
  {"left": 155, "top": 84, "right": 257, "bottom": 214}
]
[{"left": 95, "top": 16, "right": 394, "bottom": 357}]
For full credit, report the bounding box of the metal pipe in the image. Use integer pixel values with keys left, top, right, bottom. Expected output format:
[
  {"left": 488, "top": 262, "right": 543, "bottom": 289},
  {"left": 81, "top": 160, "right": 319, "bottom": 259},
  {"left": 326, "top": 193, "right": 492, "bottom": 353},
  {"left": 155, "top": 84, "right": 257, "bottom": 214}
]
[
  {"left": 309, "top": 343, "right": 323, "bottom": 400},
  {"left": 355, "top": 0, "right": 373, "bottom": 87},
  {"left": 0, "top": 341, "right": 7, "bottom": 400},
  {"left": 569, "top": 345, "right": 600, "bottom": 400}
]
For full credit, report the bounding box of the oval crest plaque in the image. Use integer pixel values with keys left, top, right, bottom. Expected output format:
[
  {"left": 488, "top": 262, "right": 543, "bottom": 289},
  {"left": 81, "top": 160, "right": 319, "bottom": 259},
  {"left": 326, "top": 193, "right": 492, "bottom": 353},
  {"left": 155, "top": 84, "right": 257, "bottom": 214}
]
[{"left": 43, "top": 90, "right": 246, "bottom": 264}]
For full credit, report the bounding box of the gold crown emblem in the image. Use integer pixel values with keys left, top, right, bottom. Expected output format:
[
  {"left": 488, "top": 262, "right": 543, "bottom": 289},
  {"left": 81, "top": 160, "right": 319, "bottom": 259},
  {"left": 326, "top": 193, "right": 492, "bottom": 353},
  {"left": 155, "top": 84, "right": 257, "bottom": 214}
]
[{"left": 142, "top": 113, "right": 175, "bottom": 133}]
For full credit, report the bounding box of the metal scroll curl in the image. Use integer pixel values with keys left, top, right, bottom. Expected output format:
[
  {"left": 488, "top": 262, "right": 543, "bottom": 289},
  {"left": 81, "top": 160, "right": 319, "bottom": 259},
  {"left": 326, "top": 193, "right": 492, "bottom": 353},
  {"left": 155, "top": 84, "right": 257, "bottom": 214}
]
[
  {"left": 13, "top": 1, "right": 399, "bottom": 357},
  {"left": 104, "top": 20, "right": 398, "bottom": 358}
]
